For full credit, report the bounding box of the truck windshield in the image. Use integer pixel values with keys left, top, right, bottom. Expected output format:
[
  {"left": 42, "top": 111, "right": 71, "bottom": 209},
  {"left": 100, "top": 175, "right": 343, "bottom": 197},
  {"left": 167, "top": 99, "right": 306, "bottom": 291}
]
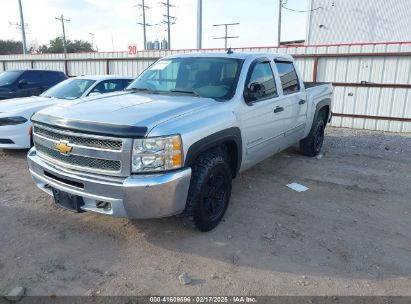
[
  {"left": 126, "top": 57, "right": 243, "bottom": 100},
  {"left": 0, "top": 71, "right": 22, "bottom": 85},
  {"left": 41, "top": 78, "right": 96, "bottom": 100}
]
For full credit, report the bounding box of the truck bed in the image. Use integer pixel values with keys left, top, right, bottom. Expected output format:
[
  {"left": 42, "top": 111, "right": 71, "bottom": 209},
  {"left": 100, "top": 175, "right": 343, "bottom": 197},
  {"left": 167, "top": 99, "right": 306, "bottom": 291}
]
[{"left": 304, "top": 82, "right": 331, "bottom": 89}]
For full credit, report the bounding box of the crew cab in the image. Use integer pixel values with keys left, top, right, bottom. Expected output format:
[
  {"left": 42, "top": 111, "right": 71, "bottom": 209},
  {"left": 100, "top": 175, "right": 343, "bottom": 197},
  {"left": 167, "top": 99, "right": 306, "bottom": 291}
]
[{"left": 27, "top": 52, "right": 332, "bottom": 231}]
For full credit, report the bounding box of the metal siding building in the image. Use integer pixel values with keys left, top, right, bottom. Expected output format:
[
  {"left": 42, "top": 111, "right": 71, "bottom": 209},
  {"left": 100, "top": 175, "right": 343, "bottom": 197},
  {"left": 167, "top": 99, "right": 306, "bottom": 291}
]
[
  {"left": 1, "top": 42, "right": 410, "bottom": 133},
  {"left": 307, "top": 0, "right": 411, "bottom": 45}
]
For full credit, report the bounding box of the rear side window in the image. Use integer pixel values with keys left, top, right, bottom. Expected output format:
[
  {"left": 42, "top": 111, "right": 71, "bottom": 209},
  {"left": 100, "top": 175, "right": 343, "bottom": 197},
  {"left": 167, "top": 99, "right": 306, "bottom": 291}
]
[
  {"left": 246, "top": 61, "right": 277, "bottom": 101},
  {"left": 91, "top": 79, "right": 132, "bottom": 94},
  {"left": 22, "top": 71, "right": 42, "bottom": 84},
  {"left": 43, "top": 71, "right": 67, "bottom": 83},
  {"left": 112, "top": 79, "right": 132, "bottom": 90},
  {"left": 274, "top": 61, "right": 300, "bottom": 95}
]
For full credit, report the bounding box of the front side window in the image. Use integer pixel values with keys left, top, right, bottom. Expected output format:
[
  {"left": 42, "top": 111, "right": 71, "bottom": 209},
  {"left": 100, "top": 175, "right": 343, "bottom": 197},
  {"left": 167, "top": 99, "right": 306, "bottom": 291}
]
[
  {"left": 41, "top": 78, "right": 96, "bottom": 100},
  {"left": 126, "top": 57, "right": 243, "bottom": 100},
  {"left": 246, "top": 61, "right": 277, "bottom": 101},
  {"left": 275, "top": 61, "right": 300, "bottom": 95}
]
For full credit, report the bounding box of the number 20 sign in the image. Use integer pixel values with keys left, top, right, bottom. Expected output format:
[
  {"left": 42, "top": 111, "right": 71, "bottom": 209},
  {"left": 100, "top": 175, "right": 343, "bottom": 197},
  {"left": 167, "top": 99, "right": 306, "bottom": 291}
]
[{"left": 128, "top": 44, "right": 137, "bottom": 55}]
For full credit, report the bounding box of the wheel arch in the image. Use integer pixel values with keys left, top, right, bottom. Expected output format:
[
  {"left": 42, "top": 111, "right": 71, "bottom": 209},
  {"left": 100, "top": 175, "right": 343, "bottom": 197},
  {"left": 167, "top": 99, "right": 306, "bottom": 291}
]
[
  {"left": 315, "top": 98, "right": 331, "bottom": 126},
  {"left": 184, "top": 127, "right": 242, "bottom": 178}
]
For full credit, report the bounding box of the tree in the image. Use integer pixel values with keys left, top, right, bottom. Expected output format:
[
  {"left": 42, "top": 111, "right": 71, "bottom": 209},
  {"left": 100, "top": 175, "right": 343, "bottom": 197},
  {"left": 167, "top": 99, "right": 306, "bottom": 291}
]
[
  {"left": 37, "top": 37, "right": 95, "bottom": 53},
  {"left": 0, "top": 40, "right": 24, "bottom": 55}
]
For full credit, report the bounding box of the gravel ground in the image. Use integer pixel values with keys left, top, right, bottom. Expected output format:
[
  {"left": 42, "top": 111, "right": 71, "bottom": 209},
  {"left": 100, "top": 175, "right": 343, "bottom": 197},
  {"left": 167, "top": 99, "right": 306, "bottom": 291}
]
[{"left": 0, "top": 127, "right": 410, "bottom": 296}]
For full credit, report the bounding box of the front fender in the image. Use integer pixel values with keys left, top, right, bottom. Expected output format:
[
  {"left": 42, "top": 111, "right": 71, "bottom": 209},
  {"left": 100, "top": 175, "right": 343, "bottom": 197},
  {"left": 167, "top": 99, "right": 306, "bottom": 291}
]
[
  {"left": 185, "top": 127, "right": 242, "bottom": 175},
  {"left": 147, "top": 104, "right": 242, "bottom": 174}
]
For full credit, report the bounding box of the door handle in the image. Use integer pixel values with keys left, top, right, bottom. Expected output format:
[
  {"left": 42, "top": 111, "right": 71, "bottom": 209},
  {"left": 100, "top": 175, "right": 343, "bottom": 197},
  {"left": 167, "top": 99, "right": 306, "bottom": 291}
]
[
  {"left": 274, "top": 106, "right": 284, "bottom": 113},
  {"left": 299, "top": 99, "right": 306, "bottom": 105}
]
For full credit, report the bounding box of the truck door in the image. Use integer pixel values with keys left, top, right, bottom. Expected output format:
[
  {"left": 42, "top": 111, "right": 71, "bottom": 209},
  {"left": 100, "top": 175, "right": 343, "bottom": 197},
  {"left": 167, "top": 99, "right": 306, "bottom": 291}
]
[
  {"left": 274, "top": 60, "right": 307, "bottom": 143},
  {"left": 240, "top": 58, "right": 289, "bottom": 169}
]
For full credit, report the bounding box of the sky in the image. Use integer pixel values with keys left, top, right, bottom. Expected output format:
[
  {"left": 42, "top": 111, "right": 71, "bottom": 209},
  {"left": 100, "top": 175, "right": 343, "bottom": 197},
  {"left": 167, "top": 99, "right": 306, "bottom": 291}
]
[{"left": 0, "top": 0, "right": 310, "bottom": 52}]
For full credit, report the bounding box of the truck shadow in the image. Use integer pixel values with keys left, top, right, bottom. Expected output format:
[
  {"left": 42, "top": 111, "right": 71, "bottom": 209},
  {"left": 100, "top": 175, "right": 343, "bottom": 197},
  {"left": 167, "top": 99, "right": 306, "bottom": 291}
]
[
  {"left": 2, "top": 131, "right": 411, "bottom": 285},
  {"left": 129, "top": 143, "right": 411, "bottom": 280}
]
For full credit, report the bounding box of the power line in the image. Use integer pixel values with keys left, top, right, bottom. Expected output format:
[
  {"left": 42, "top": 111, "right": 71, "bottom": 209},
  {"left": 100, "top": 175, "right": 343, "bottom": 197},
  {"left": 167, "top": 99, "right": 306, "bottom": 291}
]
[
  {"left": 55, "top": 14, "right": 70, "bottom": 53},
  {"left": 136, "top": 0, "right": 151, "bottom": 50},
  {"left": 160, "top": 1, "right": 176, "bottom": 49},
  {"left": 277, "top": 0, "right": 322, "bottom": 46},
  {"left": 281, "top": 4, "right": 322, "bottom": 13},
  {"left": 213, "top": 23, "right": 239, "bottom": 50}
]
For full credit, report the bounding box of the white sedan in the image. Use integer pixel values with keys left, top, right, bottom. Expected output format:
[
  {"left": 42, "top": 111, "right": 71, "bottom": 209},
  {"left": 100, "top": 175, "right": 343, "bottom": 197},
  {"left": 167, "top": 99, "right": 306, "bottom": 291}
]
[{"left": 0, "top": 75, "right": 132, "bottom": 149}]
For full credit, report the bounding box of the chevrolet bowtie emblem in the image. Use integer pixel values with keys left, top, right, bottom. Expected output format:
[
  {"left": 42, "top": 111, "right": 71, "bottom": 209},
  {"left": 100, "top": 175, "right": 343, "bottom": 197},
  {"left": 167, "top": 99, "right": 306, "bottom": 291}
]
[{"left": 55, "top": 141, "right": 72, "bottom": 155}]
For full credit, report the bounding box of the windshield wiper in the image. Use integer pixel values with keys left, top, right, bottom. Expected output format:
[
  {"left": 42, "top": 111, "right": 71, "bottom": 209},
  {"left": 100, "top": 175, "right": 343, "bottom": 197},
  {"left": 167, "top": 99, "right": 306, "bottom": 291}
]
[
  {"left": 169, "top": 89, "right": 201, "bottom": 97},
  {"left": 125, "top": 87, "right": 155, "bottom": 94}
]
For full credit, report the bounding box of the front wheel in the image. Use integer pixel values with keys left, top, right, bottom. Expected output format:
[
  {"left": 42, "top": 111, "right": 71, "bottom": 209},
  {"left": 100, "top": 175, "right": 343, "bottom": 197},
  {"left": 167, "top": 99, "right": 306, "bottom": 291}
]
[
  {"left": 181, "top": 150, "right": 232, "bottom": 232},
  {"left": 300, "top": 116, "right": 325, "bottom": 157}
]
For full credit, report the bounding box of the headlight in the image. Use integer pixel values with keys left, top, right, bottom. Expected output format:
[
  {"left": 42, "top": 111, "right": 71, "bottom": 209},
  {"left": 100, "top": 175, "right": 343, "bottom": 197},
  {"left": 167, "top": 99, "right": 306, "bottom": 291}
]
[
  {"left": 0, "top": 116, "right": 28, "bottom": 126},
  {"left": 132, "top": 135, "right": 183, "bottom": 172}
]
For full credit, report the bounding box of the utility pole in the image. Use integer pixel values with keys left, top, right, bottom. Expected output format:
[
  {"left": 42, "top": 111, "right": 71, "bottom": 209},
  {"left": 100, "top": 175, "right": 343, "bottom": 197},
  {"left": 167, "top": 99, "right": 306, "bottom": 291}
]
[
  {"left": 89, "top": 32, "right": 95, "bottom": 48},
  {"left": 278, "top": 0, "right": 282, "bottom": 46},
  {"left": 137, "top": 0, "right": 151, "bottom": 50},
  {"left": 17, "top": 0, "right": 27, "bottom": 54},
  {"left": 197, "top": 0, "right": 202, "bottom": 49},
  {"left": 213, "top": 23, "right": 239, "bottom": 50},
  {"left": 160, "top": 1, "right": 176, "bottom": 49},
  {"left": 55, "top": 14, "right": 70, "bottom": 53}
]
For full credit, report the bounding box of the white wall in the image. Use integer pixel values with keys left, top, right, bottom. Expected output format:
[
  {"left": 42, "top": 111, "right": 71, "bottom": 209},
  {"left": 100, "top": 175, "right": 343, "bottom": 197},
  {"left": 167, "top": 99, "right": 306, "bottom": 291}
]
[
  {"left": 1, "top": 43, "right": 410, "bottom": 133},
  {"left": 307, "top": 0, "right": 411, "bottom": 45}
]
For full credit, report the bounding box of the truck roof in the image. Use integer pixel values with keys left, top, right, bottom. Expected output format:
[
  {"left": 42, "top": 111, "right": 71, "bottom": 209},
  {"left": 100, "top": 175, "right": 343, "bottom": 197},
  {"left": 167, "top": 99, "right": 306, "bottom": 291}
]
[{"left": 163, "top": 52, "right": 294, "bottom": 61}]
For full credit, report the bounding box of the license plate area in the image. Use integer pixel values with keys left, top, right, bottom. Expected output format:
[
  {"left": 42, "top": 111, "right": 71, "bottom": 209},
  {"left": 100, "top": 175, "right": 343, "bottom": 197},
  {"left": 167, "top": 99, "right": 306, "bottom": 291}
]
[{"left": 52, "top": 188, "right": 85, "bottom": 212}]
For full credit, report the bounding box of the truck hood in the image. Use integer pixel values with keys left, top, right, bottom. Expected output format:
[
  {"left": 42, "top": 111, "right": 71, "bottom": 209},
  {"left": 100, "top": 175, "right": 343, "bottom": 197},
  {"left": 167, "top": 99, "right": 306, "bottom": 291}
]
[
  {"left": 32, "top": 92, "right": 216, "bottom": 137},
  {"left": 0, "top": 96, "right": 61, "bottom": 117}
]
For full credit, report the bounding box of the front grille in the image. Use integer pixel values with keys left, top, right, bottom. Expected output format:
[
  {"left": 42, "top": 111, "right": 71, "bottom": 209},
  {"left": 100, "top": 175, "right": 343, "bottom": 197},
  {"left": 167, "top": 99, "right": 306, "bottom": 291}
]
[
  {"left": 33, "top": 125, "right": 122, "bottom": 151},
  {"left": 36, "top": 143, "right": 121, "bottom": 172},
  {"left": 44, "top": 171, "right": 84, "bottom": 189}
]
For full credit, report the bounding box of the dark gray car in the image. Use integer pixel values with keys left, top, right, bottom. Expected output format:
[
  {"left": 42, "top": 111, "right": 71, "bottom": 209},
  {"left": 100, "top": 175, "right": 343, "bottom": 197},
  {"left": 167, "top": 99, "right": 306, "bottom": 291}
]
[{"left": 0, "top": 70, "right": 67, "bottom": 100}]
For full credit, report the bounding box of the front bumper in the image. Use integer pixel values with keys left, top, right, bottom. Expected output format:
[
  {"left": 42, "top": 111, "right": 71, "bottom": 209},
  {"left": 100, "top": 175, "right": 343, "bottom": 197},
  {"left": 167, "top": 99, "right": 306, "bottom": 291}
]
[
  {"left": 0, "top": 122, "right": 31, "bottom": 149},
  {"left": 27, "top": 148, "right": 192, "bottom": 219}
]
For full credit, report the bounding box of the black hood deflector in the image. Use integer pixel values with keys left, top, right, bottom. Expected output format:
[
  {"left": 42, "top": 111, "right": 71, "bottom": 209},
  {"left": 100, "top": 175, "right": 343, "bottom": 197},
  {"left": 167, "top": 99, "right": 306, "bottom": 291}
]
[{"left": 31, "top": 112, "right": 148, "bottom": 138}]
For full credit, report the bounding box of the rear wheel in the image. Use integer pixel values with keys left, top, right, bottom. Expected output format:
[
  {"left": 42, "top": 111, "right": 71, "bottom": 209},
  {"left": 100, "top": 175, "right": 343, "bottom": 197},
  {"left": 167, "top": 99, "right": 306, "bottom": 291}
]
[
  {"left": 300, "top": 113, "right": 325, "bottom": 157},
  {"left": 181, "top": 150, "right": 232, "bottom": 232}
]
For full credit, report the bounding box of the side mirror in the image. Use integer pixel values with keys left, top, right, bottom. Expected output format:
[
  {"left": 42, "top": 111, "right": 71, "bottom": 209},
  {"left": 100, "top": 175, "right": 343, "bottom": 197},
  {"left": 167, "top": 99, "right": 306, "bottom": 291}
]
[
  {"left": 244, "top": 82, "right": 264, "bottom": 104},
  {"left": 18, "top": 79, "right": 27, "bottom": 87}
]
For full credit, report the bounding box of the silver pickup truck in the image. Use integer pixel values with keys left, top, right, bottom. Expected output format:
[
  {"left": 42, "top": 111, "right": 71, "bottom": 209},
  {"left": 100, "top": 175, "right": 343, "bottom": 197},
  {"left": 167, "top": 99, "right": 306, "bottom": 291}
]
[{"left": 27, "top": 52, "right": 332, "bottom": 231}]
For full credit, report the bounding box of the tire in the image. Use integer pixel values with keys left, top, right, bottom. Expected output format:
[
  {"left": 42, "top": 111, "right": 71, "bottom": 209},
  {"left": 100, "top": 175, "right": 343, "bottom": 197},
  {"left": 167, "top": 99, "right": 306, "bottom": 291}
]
[
  {"left": 181, "top": 150, "right": 232, "bottom": 232},
  {"left": 300, "top": 113, "right": 325, "bottom": 157}
]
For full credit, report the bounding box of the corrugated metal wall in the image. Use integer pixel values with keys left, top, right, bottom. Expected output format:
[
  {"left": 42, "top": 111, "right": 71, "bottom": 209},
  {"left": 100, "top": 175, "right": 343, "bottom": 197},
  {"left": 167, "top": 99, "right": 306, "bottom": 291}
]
[
  {"left": 0, "top": 42, "right": 410, "bottom": 132},
  {"left": 307, "top": 0, "right": 411, "bottom": 45}
]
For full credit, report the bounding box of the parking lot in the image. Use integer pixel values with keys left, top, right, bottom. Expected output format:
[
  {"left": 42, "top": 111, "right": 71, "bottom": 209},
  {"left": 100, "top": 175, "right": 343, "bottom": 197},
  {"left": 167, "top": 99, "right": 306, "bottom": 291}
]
[{"left": 1, "top": 127, "right": 411, "bottom": 296}]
